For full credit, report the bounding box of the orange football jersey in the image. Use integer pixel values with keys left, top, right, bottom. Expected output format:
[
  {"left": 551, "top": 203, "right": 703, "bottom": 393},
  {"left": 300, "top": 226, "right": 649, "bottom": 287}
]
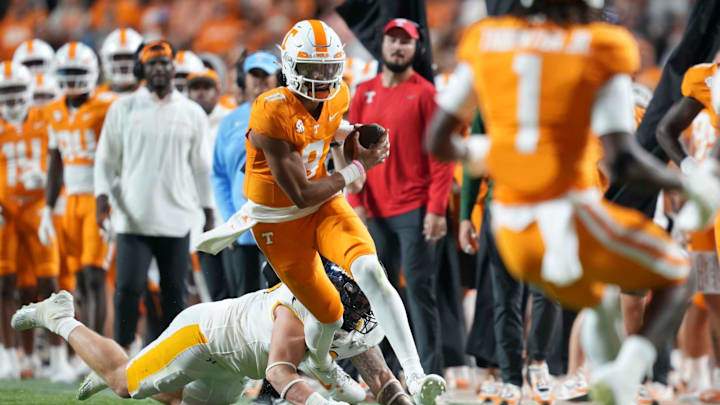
[
  {"left": 244, "top": 82, "right": 350, "bottom": 207},
  {"left": 45, "top": 91, "right": 116, "bottom": 194},
  {"left": 681, "top": 63, "right": 718, "bottom": 130},
  {"left": 0, "top": 107, "right": 49, "bottom": 210},
  {"left": 458, "top": 17, "right": 639, "bottom": 204}
]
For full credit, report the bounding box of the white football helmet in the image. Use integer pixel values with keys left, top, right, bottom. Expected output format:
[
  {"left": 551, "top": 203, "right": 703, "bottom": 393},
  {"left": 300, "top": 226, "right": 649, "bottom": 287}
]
[
  {"left": 54, "top": 42, "right": 99, "bottom": 96},
  {"left": 279, "top": 19, "right": 345, "bottom": 102},
  {"left": 0, "top": 62, "right": 34, "bottom": 123},
  {"left": 173, "top": 50, "right": 204, "bottom": 92},
  {"left": 32, "top": 73, "right": 60, "bottom": 107},
  {"left": 12, "top": 39, "right": 55, "bottom": 75},
  {"left": 100, "top": 28, "right": 143, "bottom": 86}
]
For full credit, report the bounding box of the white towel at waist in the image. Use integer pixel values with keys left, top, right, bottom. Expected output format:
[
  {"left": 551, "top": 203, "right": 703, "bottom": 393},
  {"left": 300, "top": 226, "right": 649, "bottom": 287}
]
[
  {"left": 194, "top": 195, "right": 338, "bottom": 255},
  {"left": 491, "top": 189, "right": 599, "bottom": 286}
]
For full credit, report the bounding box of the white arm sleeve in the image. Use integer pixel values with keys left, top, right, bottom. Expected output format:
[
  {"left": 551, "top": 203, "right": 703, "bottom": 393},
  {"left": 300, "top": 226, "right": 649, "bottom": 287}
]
[
  {"left": 94, "top": 102, "right": 121, "bottom": 197},
  {"left": 190, "top": 109, "right": 215, "bottom": 208},
  {"left": 435, "top": 62, "right": 478, "bottom": 123},
  {"left": 591, "top": 74, "right": 635, "bottom": 137}
]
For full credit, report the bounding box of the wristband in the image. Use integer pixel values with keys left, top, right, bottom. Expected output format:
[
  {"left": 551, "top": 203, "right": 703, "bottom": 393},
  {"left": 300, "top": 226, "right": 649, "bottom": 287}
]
[
  {"left": 351, "top": 160, "right": 366, "bottom": 177},
  {"left": 266, "top": 361, "right": 297, "bottom": 374},
  {"left": 281, "top": 378, "right": 305, "bottom": 400},
  {"left": 42, "top": 206, "right": 53, "bottom": 217},
  {"left": 339, "top": 161, "right": 364, "bottom": 185}
]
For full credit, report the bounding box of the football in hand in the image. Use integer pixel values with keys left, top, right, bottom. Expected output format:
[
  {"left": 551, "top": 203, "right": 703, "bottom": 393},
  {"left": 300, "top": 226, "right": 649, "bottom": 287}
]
[{"left": 343, "top": 123, "right": 386, "bottom": 163}]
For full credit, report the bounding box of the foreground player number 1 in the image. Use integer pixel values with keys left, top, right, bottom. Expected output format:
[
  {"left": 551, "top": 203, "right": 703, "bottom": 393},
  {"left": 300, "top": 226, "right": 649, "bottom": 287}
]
[{"left": 512, "top": 54, "right": 541, "bottom": 154}]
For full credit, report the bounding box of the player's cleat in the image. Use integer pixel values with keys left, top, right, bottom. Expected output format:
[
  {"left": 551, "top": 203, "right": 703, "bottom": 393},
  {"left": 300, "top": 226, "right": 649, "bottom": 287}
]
[
  {"left": 633, "top": 385, "right": 655, "bottom": 405},
  {"left": 11, "top": 290, "right": 75, "bottom": 332},
  {"left": 700, "top": 388, "right": 720, "bottom": 403},
  {"left": 495, "top": 383, "right": 521, "bottom": 405},
  {"left": 477, "top": 380, "right": 501, "bottom": 403},
  {"left": 528, "top": 363, "right": 555, "bottom": 404},
  {"left": 642, "top": 382, "right": 674, "bottom": 404},
  {"left": 590, "top": 363, "right": 637, "bottom": 405},
  {"left": 305, "top": 361, "right": 367, "bottom": 403},
  {"left": 77, "top": 371, "right": 108, "bottom": 400},
  {"left": 558, "top": 371, "right": 589, "bottom": 401},
  {"left": 406, "top": 373, "right": 447, "bottom": 405}
]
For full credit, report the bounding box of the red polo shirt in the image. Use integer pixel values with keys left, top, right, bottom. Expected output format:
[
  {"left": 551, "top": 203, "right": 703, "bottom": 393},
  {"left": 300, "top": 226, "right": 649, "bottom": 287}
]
[{"left": 346, "top": 72, "right": 455, "bottom": 218}]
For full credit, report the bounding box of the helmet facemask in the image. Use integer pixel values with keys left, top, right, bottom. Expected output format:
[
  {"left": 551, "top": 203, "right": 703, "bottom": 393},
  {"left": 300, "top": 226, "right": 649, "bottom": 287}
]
[
  {"left": 56, "top": 67, "right": 97, "bottom": 96},
  {"left": 0, "top": 84, "right": 32, "bottom": 124},
  {"left": 104, "top": 52, "right": 137, "bottom": 86},
  {"left": 285, "top": 57, "right": 344, "bottom": 102},
  {"left": 21, "top": 59, "right": 51, "bottom": 75}
]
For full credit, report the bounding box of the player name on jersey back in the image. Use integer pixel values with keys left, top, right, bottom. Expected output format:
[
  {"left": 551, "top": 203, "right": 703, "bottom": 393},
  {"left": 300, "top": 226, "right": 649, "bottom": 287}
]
[{"left": 480, "top": 26, "right": 591, "bottom": 55}]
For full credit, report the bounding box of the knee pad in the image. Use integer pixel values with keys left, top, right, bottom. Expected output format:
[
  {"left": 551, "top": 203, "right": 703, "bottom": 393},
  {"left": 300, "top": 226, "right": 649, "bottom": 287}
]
[{"left": 351, "top": 255, "right": 391, "bottom": 292}]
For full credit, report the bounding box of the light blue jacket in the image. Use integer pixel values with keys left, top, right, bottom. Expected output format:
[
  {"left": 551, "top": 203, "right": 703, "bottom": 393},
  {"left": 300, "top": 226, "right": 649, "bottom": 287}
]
[{"left": 211, "top": 102, "right": 255, "bottom": 245}]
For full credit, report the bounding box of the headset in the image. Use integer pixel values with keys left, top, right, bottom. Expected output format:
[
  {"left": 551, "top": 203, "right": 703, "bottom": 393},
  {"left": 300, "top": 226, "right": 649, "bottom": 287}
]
[{"left": 132, "top": 40, "right": 176, "bottom": 80}]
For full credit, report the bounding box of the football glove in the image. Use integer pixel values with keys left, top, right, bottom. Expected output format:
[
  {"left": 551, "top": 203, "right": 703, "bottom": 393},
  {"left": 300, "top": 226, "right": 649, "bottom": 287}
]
[{"left": 37, "top": 206, "right": 56, "bottom": 246}]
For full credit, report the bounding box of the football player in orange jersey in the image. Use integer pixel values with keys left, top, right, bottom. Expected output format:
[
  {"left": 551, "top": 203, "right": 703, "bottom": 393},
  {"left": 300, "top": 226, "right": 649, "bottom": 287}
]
[
  {"left": 426, "top": 1, "right": 720, "bottom": 404},
  {"left": 99, "top": 28, "right": 143, "bottom": 95},
  {"left": 657, "top": 62, "right": 720, "bottom": 399},
  {"left": 0, "top": 62, "right": 63, "bottom": 380},
  {"left": 198, "top": 19, "right": 446, "bottom": 405},
  {"left": 37, "top": 42, "right": 116, "bottom": 341}
]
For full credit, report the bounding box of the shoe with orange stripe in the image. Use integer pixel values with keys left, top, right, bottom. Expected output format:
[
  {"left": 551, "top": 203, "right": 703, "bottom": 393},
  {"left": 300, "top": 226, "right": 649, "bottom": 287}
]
[
  {"left": 700, "top": 389, "right": 720, "bottom": 403},
  {"left": 493, "top": 383, "right": 521, "bottom": 405},
  {"left": 528, "top": 363, "right": 555, "bottom": 405},
  {"left": 477, "top": 380, "right": 502, "bottom": 403},
  {"left": 305, "top": 361, "right": 366, "bottom": 404}
]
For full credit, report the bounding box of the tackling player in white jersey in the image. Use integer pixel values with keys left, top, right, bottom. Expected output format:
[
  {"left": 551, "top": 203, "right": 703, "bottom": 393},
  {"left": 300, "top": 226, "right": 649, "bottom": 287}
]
[{"left": 12, "top": 262, "right": 412, "bottom": 405}]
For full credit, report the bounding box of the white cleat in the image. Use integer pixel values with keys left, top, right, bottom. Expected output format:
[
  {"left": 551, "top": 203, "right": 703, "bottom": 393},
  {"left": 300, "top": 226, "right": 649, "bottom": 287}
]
[
  {"left": 77, "top": 371, "right": 108, "bottom": 400},
  {"left": 407, "top": 374, "right": 447, "bottom": 405},
  {"left": 590, "top": 362, "right": 637, "bottom": 405},
  {"left": 11, "top": 291, "right": 75, "bottom": 332},
  {"left": 304, "top": 361, "right": 367, "bottom": 404}
]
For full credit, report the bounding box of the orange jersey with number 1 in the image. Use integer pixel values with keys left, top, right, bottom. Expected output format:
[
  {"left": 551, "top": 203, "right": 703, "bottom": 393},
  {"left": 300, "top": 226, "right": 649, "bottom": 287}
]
[
  {"left": 244, "top": 82, "right": 350, "bottom": 208},
  {"left": 457, "top": 17, "right": 639, "bottom": 204}
]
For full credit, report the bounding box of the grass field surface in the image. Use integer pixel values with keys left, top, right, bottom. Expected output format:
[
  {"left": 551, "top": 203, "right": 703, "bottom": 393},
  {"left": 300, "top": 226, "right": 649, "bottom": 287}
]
[{"left": 0, "top": 378, "right": 163, "bottom": 404}]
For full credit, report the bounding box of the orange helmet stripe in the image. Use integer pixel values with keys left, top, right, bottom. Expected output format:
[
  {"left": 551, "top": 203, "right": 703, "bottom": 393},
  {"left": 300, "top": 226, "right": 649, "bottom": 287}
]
[
  {"left": 308, "top": 20, "right": 328, "bottom": 53},
  {"left": 27, "top": 39, "right": 34, "bottom": 52},
  {"left": 37, "top": 73, "right": 44, "bottom": 85},
  {"left": 120, "top": 28, "right": 127, "bottom": 46},
  {"left": 4, "top": 62, "right": 11, "bottom": 77},
  {"left": 68, "top": 42, "right": 77, "bottom": 59}
]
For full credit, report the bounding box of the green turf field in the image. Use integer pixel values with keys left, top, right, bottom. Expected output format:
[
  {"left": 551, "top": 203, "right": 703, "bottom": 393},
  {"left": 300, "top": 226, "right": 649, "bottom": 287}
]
[{"left": 0, "top": 378, "right": 160, "bottom": 404}]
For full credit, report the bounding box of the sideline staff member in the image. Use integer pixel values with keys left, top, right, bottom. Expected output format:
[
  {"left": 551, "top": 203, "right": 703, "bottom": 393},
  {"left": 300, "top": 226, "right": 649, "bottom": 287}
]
[{"left": 94, "top": 40, "right": 214, "bottom": 347}]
